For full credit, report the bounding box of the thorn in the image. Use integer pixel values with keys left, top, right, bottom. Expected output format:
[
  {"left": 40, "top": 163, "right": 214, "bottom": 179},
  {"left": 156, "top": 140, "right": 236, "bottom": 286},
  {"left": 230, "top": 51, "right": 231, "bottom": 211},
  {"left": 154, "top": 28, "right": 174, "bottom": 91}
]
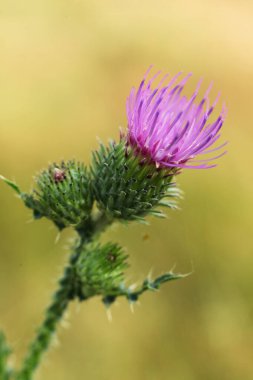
[
  {"left": 55, "top": 232, "right": 61, "bottom": 244},
  {"left": 75, "top": 303, "right": 81, "bottom": 314},
  {"left": 147, "top": 268, "right": 154, "bottom": 280},
  {"left": 170, "top": 263, "right": 177, "bottom": 273},
  {"left": 96, "top": 136, "right": 103, "bottom": 144},
  {"left": 128, "top": 283, "right": 138, "bottom": 291},
  {"left": 129, "top": 302, "right": 135, "bottom": 314},
  {"left": 51, "top": 335, "right": 60, "bottom": 348},
  {"left": 119, "top": 126, "right": 126, "bottom": 140},
  {"left": 61, "top": 319, "right": 70, "bottom": 329},
  {"left": 106, "top": 308, "right": 113, "bottom": 323}
]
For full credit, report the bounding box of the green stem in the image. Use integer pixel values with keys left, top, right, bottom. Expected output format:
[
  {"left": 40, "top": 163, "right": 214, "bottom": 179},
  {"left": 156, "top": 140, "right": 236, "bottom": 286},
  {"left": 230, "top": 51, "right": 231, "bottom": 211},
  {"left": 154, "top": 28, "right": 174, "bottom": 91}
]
[
  {"left": 76, "top": 210, "right": 113, "bottom": 240},
  {"left": 15, "top": 212, "right": 112, "bottom": 380},
  {"left": 15, "top": 256, "right": 76, "bottom": 380}
]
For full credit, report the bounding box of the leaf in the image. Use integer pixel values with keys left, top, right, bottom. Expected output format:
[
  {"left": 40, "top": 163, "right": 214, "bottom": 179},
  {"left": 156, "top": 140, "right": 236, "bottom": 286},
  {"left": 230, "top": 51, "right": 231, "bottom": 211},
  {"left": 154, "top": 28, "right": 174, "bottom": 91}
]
[
  {"left": 102, "top": 269, "right": 191, "bottom": 306},
  {"left": 0, "top": 175, "right": 22, "bottom": 195}
]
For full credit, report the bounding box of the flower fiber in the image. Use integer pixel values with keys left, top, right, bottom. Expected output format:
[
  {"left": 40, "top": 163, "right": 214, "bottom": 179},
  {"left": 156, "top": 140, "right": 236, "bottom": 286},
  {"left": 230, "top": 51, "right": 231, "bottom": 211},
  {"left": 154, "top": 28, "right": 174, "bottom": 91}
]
[{"left": 126, "top": 67, "right": 227, "bottom": 169}]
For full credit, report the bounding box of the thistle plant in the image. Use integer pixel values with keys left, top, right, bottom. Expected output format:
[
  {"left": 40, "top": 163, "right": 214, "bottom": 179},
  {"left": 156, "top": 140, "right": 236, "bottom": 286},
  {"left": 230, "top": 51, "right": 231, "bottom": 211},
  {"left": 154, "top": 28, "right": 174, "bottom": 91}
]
[{"left": 0, "top": 67, "right": 227, "bottom": 380}]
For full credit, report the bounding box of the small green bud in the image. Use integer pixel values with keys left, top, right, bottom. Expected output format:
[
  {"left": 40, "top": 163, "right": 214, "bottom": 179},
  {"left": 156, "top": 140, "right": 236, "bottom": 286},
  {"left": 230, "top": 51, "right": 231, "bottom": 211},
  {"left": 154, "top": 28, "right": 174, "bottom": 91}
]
[
  {"left": 24, "top": 160, "right": 93, "bottom": 230},
  {"left": 76, "top": 242, "right": 128, "bottom": 299},
  {"left": 91, "top": 141, "right": 181, "bottom": 222}
]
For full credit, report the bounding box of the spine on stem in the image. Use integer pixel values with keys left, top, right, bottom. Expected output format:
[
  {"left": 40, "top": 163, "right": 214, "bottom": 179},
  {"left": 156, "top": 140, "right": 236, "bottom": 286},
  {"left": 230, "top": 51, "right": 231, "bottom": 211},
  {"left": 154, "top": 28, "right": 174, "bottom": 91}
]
[{"left": 15, "top": 258, "right": 77, "bottom": 380}]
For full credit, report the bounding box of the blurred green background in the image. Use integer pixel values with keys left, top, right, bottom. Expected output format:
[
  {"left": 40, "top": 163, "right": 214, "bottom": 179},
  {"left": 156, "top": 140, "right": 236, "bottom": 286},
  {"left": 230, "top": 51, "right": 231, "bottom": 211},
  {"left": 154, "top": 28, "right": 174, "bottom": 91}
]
[{"left": 0, "top": 1, "right": 252, "bottom": 379}]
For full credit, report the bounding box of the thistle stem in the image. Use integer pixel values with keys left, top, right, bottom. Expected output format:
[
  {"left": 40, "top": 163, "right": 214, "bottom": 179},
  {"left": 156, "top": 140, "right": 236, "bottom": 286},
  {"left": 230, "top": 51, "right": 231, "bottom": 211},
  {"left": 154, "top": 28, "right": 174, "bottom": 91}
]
[
  {"left": 15, "top": 212, "right": 111, "bottom": 380},
  {"left": 15, "top": 255, "right": 77, "bottom": 380}
]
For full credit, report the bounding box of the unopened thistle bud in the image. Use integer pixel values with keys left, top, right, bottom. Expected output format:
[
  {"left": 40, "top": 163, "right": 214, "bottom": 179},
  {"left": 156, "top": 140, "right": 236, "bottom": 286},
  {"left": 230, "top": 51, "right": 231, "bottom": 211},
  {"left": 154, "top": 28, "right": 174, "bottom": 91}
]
[
  {"left": 24, "top": 160, "right": 93, "bottom": 230},
  {"left": 91, "top": 141, "right": 180, "bottom": 222},
  {"left": 75, "top": 242, "right": 128, "bottom": 299}
]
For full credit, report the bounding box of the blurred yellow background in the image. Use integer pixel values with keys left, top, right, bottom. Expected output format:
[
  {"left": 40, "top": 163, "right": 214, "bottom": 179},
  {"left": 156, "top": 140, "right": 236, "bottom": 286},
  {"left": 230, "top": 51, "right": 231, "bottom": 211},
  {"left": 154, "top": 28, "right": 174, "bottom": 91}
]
[{"left": 0, "top": 1, "right": 253, "bottom": 379}]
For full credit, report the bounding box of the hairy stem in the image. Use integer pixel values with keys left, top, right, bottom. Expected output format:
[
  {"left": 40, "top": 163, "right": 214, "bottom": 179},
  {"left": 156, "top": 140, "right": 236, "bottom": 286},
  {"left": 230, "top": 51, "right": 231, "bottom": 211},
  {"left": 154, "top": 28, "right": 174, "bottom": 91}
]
[
  {"left": 15, "top": 212, "right": 111, "bottom": 380},
  {"left": 15, "top": 255, "right": 77, "bottom": 380}
]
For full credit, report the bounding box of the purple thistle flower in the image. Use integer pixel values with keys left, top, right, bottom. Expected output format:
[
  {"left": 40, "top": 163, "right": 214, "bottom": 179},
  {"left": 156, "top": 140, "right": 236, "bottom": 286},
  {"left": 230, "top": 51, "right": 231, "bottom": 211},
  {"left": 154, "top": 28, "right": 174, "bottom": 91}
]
[{"left": 125, "top": 67, "right": 227, "bottom": 169}]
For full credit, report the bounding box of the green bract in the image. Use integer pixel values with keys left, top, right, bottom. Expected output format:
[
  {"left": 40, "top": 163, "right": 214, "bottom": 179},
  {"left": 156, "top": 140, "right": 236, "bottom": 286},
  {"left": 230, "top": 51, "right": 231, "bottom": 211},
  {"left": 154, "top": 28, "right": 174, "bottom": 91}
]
[
  {"left": 76, "top": 242, "right": 128, "bottom": 299},
  {"left": 24, "top": 160, "right": 93, "bottom": 230},
  {"left": 91, "top": 140, "right": 181, "bottom": 222}
]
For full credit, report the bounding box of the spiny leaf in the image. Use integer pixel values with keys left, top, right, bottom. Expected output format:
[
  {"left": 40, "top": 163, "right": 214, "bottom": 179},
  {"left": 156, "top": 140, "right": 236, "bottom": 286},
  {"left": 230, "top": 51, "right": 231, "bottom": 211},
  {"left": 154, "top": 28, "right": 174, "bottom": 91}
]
[
  {"left": 102, "top": 269, "right": 190, "bottom": 306},
  {"left": 0, "top": 175, "right": 22, "bottom": 195}
]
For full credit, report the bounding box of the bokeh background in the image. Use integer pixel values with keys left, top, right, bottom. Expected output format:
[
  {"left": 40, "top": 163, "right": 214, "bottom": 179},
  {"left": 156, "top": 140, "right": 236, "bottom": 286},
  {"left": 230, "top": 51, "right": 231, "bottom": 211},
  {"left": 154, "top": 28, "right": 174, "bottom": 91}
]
[{"left": 0, "top": 1, "right": 252, "bottom": 379}]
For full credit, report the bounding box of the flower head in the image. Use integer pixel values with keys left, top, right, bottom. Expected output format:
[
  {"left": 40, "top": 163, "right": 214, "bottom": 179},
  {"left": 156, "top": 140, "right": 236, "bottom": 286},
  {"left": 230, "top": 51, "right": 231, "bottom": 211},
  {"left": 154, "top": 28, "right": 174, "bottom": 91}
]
[
  {"left": 24, "top": 160, "right": 93, "bottom": 230},
  {"left": 126, "top": 67, "right": 227, "bottom": 169}
]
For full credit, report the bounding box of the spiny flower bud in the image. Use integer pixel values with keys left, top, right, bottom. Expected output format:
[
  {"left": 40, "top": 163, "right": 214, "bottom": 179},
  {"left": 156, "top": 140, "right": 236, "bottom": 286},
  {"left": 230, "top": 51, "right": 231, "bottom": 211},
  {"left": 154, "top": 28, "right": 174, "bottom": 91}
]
[
  {"left": 75, "top": 242, "right": 128, "bottom": 299},
  {"left": 91, "top": 141, "right": 180, "bottom": 222},
  {"left": 24, "top": 160, "right": 93, "bottom": 230}
]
